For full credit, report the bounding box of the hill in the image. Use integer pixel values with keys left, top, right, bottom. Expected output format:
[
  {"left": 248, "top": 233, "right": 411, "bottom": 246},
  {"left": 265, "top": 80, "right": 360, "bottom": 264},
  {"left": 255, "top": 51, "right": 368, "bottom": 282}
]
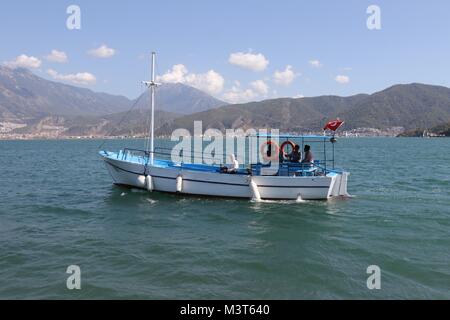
[
  {"left": 0, "top": 67, "right": 226, "bottom": 138},
  {"left": 158, "top": 83, "right": 450, "bottom": 135},
  {"left": 0, "top": 67, "right": 226, "bottom": 122},
  {"left": 338, "top": 83, "right": 450, "bottom": 130},
  {"left": 2, "top": 66, "right": 450, "bottom": 138},
  {"left": 0, "top": 66, "right": 131, "bottom": 121}
]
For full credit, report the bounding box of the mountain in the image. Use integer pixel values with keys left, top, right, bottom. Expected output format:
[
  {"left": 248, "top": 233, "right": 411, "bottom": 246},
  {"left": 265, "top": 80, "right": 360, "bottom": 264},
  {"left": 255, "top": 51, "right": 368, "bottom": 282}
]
[
  {"left": 156, "top": 95, "right": 363, "bottom": 134},
  {"left": 134, "top": 83, "right": 227, "bottom": 114},
  {"left": 338, "top": 83, "right": 450, "bottom": 130},
  {"left": 0, "top": 66, "right": 226, "bottom": 121},
  {"left": 0, "top": 66, "right": 131, "bottom": 121},
  {"left": 158, "top": 83, "right": 450, "bottom": 135},
  {"left": 2, "top": 66, "right": 450, "bottom": 138}
]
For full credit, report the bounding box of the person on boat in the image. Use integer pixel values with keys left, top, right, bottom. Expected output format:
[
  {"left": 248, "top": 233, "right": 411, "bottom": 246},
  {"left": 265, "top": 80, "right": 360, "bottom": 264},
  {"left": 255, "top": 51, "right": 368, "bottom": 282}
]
[
  {"left": 301, "top": 145, "right": 314, "bottom": 164},
  {"left": 221, "top": 154, "right": 239, "bottom": 174},
  {"left": 290, "top": 145, "right": 301, "bottom": 163}
]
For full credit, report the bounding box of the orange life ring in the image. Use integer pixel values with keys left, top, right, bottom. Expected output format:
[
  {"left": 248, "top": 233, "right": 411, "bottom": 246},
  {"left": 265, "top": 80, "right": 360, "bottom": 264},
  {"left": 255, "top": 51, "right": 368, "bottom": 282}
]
[
  {"left": 260, "top": 140, "right": 280, "bottom": 162},
  {"left": 280, "top": 140, "right": 296, "bottom": 160}
]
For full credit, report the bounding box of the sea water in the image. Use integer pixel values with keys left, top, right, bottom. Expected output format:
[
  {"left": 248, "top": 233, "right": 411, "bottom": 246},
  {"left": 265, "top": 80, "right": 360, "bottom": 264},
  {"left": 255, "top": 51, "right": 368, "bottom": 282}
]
[{"left": 0, "top": 138, "right": 449, "bottom": 299}]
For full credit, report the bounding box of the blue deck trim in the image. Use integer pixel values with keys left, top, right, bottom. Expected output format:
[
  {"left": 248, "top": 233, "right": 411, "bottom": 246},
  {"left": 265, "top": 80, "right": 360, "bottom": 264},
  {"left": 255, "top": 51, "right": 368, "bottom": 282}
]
[
  {"left": 101, "top": 151, "right": 251, "bottom": 174},
  {"left": 101, "top": 154, "right": 249, "bottom": 187},
  {"left": 100, "top": 151, "right": 343, "bottom": 179}
]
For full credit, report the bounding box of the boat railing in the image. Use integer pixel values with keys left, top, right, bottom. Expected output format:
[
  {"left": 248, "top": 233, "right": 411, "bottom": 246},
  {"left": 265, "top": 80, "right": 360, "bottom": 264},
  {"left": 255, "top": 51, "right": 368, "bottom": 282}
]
[
  {"left": 118, "top": 147, "right": 229, "bottom": 166},
  {"left": 154, "top": 147, "right": 336, "bottom": 169},
  {"left": 119, "top": 148, "right": 150, "bottom": 164},
  {"left": 154, "top": 147, "right": 229, "bottom": 165},
  {"left": 119, "top": 148, "right": 179, "bottom": 164},
  {"left": 117, "top": 148, "right": 342, "bottom": 175}
]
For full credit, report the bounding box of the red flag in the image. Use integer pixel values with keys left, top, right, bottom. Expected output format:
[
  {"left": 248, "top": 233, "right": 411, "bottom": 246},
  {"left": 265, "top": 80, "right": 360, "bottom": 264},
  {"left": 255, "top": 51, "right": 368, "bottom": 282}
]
[{"left": 323, "top": 119, "right": 344, "bottom": 131}]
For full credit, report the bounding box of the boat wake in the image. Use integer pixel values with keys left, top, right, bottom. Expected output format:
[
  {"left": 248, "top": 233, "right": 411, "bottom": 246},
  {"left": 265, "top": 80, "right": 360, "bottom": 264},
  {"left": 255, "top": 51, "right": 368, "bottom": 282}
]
[{"left": 146, "top": 198, "right": 158, "bottom": 204}]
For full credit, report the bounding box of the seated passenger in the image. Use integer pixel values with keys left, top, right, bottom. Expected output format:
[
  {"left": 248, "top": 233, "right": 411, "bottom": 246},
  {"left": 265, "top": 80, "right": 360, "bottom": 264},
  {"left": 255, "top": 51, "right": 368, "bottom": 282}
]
[
  {"left": 227, "top": 154, "right": 239, "bottom": 174},
  {"left": 290, "top": 145, "right": 301, "bottom": 163},
  {"left": 301, "top": 145, "right": 314, "bottom": 164}
]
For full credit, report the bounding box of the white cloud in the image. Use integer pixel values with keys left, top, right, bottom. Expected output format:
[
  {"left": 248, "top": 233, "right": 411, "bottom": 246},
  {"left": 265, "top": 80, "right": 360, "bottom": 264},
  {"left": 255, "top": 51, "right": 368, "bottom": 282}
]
[
  {"left": 47, "top": 69, "right": 96, "bottom": 85},
  {"left": 273, "top": 65, "right": 297, "bottom": 86},
  {"left": 158, "top": 64, "right": 188, "bottom": 83},
  {"left": 222, "top": 85, "right": 256, "bottom": 104},
  {"left": 185, "top": 70, "right": 225, "bottom": 95},
  {"left": 335, "top": 75, "right": 350, "bottom": 84},
  {"left": 88, "top": 45, "right": 116, "bottom": 58},
  {"left": 293, "top": 94, "right": 305, "bottom": 99},
  {"left": 309, "top": 60, "right": 322, "bottom": 68},
  {"left": 250, "top": 80, "right": 269, "bottom": 96},
  {"left": 228, "top": 52, "right": 269, "bottom": 72},
  {"left": 4, "top": 54, "right": 42, "bottom": 69},
  {"left": 222, "top": 80, "right": 269, "bottom": 104},
  {"left": 157, "top": 64, "right": 224, "bottom": 95},
  {"left": 45, "top": 50, "right": 68, "bottom": 63}
]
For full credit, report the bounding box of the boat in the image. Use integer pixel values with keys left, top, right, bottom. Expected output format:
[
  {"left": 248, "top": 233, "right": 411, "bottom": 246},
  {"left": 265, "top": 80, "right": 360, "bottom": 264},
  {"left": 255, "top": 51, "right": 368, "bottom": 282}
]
[{"left": 99, "top": 53, "right": 350, "bottom": 201}]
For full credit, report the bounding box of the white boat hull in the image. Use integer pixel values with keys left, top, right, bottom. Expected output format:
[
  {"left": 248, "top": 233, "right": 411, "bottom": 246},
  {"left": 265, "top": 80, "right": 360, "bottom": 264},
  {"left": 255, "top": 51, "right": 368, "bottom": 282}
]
[{"left": 102, "top": 155, "right": 349, "bottom": 200}]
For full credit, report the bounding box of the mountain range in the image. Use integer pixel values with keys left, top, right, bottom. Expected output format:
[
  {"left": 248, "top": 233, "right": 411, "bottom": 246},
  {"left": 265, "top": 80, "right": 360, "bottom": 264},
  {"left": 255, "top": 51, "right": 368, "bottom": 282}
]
[
  {"left": 158, "top": 83, "right": 450, "bottom": 135},
  {"left": 0, "top": 66, "right": 226, "bottom": 137},
  {"left": 1, "top": 65, "right": 450, "bottom": 138},
  {"left": 0, "top": 67, "right": 131, "bottom": 121}
]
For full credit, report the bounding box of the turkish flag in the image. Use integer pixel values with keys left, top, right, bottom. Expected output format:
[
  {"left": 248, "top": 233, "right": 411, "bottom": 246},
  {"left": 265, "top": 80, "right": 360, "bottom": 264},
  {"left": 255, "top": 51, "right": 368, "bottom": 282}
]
[{"left": 323, "top": 119, "right": 344, "bottom": 131}]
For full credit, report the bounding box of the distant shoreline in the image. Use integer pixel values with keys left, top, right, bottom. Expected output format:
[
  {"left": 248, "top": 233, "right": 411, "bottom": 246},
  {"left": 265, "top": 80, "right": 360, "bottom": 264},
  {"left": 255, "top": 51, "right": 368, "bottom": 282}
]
[
  {"left": 3, "top": 135, "right": 446, "bottom": 141},
  {"left": 0, "top": 136, "right": 157, "bottom": 141}
]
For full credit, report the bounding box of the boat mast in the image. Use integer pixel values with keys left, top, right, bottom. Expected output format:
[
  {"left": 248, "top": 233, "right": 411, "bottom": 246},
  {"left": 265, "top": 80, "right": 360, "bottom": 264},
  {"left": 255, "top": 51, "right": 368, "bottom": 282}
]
[
  {"left": 150, "top": 52, "right": 156, "bottom": 165},
  {"left": 144, "top": 52, "right": 157, "bottom": 165}
]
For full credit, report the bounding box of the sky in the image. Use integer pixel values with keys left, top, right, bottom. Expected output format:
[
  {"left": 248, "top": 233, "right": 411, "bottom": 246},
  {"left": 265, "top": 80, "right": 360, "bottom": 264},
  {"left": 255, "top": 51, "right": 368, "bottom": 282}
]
[{"left": 1, "top": 0, "right": 450, "bottom": 103}]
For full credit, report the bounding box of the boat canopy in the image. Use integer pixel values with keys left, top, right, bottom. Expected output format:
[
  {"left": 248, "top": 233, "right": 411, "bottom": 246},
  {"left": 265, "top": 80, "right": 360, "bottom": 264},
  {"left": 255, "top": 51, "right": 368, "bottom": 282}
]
[{"left": 248, "top": 133, "right": 335, "bottom": 141}]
